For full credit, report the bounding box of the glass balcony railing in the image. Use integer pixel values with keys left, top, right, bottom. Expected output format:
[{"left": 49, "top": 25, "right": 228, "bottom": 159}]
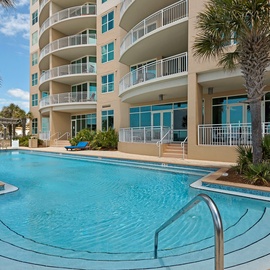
[
  {"left": 119, "top": 53, "right": 188, "bottom": 95},
  {"left": 40, "top": 34, "right": 97, "bottom": 60},
  {"left": 39, "top": 0, "right": 49, "bottom": 15},
  {"left": 120, "top": 0, "right": 133, "bottom": 19},
  {"left": 120, "top": 0, "right": 188, "bottom": 56},
  {"left": 39, "top": 92, "right": 97, "bottom": 109},
  {"left": 40, "top": 4, "right": 96, "bottom": 37},
  {"left": 40, "top": 63, "right": 96, "bottom": 84}
]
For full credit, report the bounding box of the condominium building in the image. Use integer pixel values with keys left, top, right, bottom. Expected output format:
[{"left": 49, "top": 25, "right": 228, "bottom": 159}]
[{"left": 30, "top": 0, "right": 270, "bottom": 163}]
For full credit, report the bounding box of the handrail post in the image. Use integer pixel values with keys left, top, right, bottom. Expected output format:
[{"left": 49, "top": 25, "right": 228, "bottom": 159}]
[{"left": 154, "top": 194, "right": 224, "bottom": 270}]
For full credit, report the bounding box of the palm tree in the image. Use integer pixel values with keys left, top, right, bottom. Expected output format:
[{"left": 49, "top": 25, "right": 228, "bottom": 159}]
[
  {"left": 16, "top": 110, "right": 33, "bottom": 137},
  {"left": 0, "top": 0, "right": 14, "bottom": 7},
  {"left": 193, "top": 0, "right": 270, "bottom": 164}
]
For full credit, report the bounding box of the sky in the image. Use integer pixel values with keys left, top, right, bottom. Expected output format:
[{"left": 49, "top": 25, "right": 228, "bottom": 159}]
[{"left": 0, "top": 0, "right": 30, "bottom": 113}]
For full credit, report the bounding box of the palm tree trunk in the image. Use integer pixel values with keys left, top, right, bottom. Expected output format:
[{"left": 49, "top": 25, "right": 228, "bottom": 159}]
[{"left": 250, "top": 100, "right": 263, "bottom": 164}]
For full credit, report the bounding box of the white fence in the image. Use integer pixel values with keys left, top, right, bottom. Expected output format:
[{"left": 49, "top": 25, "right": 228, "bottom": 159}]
[
  {"left": 120, "top": 0, "right": 188, "bottom": 55},
  {"left": 119, "top": 126, "right": 170, "bottom": 143},
  {"left": 119, "top": 53, "right": 187, "bottom": 95},
  {"left": 198, "top": 123, "right": 270, "bottom": 146}
]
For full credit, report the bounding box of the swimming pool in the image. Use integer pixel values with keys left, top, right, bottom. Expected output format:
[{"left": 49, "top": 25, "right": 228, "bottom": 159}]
[{"left": 1, "top": 150, "right": 270, "bottom": 270}]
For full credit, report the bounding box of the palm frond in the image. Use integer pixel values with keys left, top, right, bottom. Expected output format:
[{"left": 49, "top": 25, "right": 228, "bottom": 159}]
[{"left": 0, "top": 0, "right": 14, "bottom": 7}]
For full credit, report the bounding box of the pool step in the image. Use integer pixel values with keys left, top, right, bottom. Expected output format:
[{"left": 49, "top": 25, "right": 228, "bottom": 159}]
[{"left": 1, "top": 208, "right": 270, "bottom": 269}]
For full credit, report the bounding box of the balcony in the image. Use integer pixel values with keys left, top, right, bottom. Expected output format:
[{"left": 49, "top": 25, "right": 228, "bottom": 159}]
[
  {"left": 120, "top": 0, "right": 179, "bottom": 31},
  {"left": 120, "top": 0, "right": 188, "bottom": 65},
  {"left": 39, "top": 92, "right": 97, "bottom": 114},
  {"left": 119, "top": 53, "right": 188, "bottom": 103},
  {"left": 39, "top": 34, "right": 96, "bottom": 70},
  {"left": 40, "top": 63, "right": 96, "bottom": 91},
  {"left": 39, "top": 5, "right": 96, "bottom": 48},
  {"left": 198, "top": 123, "right": 270, "bottom": 146}
]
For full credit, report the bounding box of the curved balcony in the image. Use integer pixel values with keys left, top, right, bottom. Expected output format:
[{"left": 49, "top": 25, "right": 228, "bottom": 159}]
[
  {"left": 40, "top": 63, "right": 96, "bottom": 91},
  {"left": 39, "top": 5, "right": 96, "bottom": 48},
  {"left": 120, "top": 0, "right": 188, "bottom": 65},
  {"left": 119, "top": 53, "right": 188, "bottom": 103},
  {"left": 39, "top": 92, "right": 97, "bottom": 114},
  {"left": 39, "top": 34, "right": 96, "bottom": 70},
  {"left": 120, "top": 0, "right": 178, "bottom": 31},
  {"left": 39, "top": 0, "right": 49, "bottom": 26}
]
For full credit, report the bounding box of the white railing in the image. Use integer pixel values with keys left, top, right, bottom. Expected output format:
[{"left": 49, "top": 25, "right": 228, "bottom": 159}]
[
  {"left": 55, "top": 132, "right": 70, "bottom": 142},
  {"left": 120, "top": 0, "right": 188, "bottom": 56},
  {"left": 120, "top": 0, "right": 133, "bottom": 19},
  {"left": 156, "top": 128, "right": 172, "bottom": 157},
  {"left": 39, "top": 131, "right": 50, "bottom": 141},
  {"left": 39, "top": 0, "right": 49, "bottom": 14},
  {"left": 40, "top": 34, "right": 96, "bottom": 60},
  {"left": 198, "top": 122, "right": 270, "bottom": 146},
  {"left": 119, "top": 126, "right": 170, "bottom": 143},
  {"left": 181, "top": 136, "right": 188, "bottom": 159},
  {"left": 40, "top": 63, "right": 96, "bottom": 84},
  {"left": 39, "top": 92, "right": 96, "bottom": 109},
  {"left": 40, "top": 5, "right": 96, "bottom": 37},
  {"left": 119, "top": 53, "right": 187, "bottom": 95}
]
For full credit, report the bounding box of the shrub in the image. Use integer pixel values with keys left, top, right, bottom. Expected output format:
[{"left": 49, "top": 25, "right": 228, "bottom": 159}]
[
  {"left": 243, "top": 162, "right": 270, "bottom": 186},
  {"left": 234, "top": 145, "right": 253, "bottom": 174},
  {"left": 90, "top": 128, "right": 118, "bottom": 150},
  {"left": 69, "top": 129, "right": 96, "bottom": 146}
]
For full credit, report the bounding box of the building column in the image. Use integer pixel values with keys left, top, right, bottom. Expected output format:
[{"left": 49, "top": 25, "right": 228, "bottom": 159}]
[{"left": 187, "top": 72, "right": 203, "bottom": 158}]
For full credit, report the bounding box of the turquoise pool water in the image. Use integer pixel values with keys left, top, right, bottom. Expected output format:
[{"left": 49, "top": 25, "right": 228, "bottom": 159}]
[{"left": 0, "top": 150, "right": 269, "bottom": 262}]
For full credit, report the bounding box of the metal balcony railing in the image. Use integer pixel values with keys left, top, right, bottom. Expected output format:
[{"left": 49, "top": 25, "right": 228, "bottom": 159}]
[
  {"left": 119, "top": 126, "right": 170, "bottom": 143},
  {"left": 198, "top": 122, "right": 270, "bottom": 146},
  {"left": 119, "top": 53, "right": 187, "bottom": 95},
  {"left": 39, "top": 92, "right": 96, "bottom": 109},
  {"left": 120, "top": 0, "right": 188, "bottom": 56},
  {"left": 40, "top": 63, "right": 96, "bottom": 84},
  {"left": 40, "top": 4, "right": 96, "bottom": 37},
  {"left": 40, "top": 34, "right": 96, "bottom": 60}
]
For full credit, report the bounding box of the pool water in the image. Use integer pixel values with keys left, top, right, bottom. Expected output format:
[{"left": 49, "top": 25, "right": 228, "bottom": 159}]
[{"left": 0, "top": 150, "right": 269, "bottom": 262}]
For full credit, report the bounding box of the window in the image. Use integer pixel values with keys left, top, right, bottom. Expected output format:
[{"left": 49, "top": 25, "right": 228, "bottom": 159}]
[
  {"left": 32, "top": 52, "right": 38, "bottom": 66},
  {"left": 32, "top": 31, "right": 38, "bottom": 46},
  {"left": 32, "top": 94, "right": 38, "bottom": 106},
  {"left": 102, "top": 11, "right": 114, "bottom": 33},
  {"left": 102, "top": 110, "right": 114, "bottom": 131},
  {"left": 32, "top": 73, "right": 38, "bottom": 86},
  {"left": 32, "top": 10, "right": 38, "bottom": 25},
  {"left": 101, "top": 42, "right": 114, "bottom": 63},
  {"left": 32, "top": 118, "right": 38, "bottom": 134},
  {"left": 32, "top": 0, "right": 37, "bottom": 4},
  {"left": 102, "top": 0, "right": 107, "bottom": 3},
  {"left": 102, "top": 73, "right": 114, "bottom": 93},
  {"left": 71, "top": 114, "right": 97, "bottom": 136}
]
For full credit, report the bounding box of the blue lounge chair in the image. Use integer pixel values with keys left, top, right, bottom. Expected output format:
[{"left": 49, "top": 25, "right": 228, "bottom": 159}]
[{"left": 65, "top": 141, "right": 89, "bottom": 151}]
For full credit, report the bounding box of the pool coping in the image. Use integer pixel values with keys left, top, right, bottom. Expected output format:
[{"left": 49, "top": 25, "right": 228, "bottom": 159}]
[{"left": 191, "top": 168, "right": 270, "bottom": 201}]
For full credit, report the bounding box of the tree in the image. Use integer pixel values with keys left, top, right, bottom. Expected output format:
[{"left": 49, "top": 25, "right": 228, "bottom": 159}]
[
  {"left": 193, "top": 0, "right": 270, "bottom": 164},
  {"left": 0, "top": 103, "right": 32, "bottom": 137},
  {"left": 0, "top": 0, "right": 14, "bottom": 7}
]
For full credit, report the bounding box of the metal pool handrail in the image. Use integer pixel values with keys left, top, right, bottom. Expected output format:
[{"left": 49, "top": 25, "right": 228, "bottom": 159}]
[{"left": 154, "top": 193, "right": 224, "bottom": 270}]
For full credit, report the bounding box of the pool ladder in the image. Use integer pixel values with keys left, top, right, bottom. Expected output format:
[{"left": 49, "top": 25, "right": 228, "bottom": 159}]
[{"left": 154, "top": 193, "right": 224, "bottom": 270}]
